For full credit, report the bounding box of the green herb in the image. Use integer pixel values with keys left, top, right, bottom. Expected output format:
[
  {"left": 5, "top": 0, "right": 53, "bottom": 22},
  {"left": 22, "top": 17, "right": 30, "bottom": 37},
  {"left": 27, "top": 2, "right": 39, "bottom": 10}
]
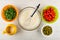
[
  {"left": 43, "top": 26, "right": 52, "bottom": 35},
  {"left": 5, "top": 7, "right": 16, "bottom": 20}
]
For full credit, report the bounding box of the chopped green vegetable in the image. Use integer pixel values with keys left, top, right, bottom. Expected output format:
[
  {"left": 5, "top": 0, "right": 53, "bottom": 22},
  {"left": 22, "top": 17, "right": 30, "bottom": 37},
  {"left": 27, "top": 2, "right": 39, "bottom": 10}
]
[
  {"left": 43, "top": 26, "right": 52, "bottom": 35},
  {"left": 4, "top": 7, "right": 16, "bottom": 20}
]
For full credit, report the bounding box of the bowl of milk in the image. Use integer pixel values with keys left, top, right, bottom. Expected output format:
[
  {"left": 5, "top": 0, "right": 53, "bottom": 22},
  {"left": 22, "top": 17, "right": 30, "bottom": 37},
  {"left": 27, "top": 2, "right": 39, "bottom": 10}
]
[{"left": 18, "top": 7, "right": 41, "bottom": 31}]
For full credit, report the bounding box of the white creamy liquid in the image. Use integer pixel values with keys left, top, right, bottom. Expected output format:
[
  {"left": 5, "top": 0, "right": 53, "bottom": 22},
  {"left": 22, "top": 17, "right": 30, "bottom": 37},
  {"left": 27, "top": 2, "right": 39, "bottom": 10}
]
[{"left": 19, "top": 7, "right": 41, "bottom": 30}]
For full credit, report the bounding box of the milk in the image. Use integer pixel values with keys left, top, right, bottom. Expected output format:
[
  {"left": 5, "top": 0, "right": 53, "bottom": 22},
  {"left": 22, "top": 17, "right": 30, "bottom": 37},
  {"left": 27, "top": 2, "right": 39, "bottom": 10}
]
[{"left": 19, "top": 7, "right": 41, "bottom": 30}]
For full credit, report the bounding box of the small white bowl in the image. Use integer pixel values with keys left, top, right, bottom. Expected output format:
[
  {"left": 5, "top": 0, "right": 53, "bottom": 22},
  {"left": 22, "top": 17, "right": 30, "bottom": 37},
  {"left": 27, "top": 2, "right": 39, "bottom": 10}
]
[{"left": 41, "top": 25, "right": 53, "bottom": 37}]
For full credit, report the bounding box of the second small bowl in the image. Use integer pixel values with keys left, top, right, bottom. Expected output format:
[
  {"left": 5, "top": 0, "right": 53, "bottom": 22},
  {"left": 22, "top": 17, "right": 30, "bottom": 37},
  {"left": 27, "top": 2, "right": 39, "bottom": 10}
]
[{"left": 41, "top": 25, "right": 53, "bottom": 37}]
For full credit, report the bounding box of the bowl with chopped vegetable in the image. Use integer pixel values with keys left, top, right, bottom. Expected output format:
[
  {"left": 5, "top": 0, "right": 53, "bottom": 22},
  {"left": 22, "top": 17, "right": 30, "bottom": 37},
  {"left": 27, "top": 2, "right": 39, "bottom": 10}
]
[
  {"left": 1, "top": 4, "right": 18, "bottom": 22},
  {"left": 41, "top": 6, "right": 58, "bottom": 24},
  {"left": 41, "top": 25, "right": 53, "bottom": 37}
]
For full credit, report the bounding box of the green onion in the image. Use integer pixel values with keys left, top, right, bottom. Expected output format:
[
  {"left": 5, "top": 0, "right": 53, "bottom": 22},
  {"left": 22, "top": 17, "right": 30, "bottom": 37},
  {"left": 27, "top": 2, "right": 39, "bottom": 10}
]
[{"left": 4, "top": 7, "right": 16, "bottom": 20}]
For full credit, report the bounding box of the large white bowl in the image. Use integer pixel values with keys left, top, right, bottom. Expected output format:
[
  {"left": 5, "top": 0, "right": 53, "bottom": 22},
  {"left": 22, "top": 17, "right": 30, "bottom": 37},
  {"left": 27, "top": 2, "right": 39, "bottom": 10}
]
[{"left": 18, "top": 7, "right": 42, "bottom": 31}]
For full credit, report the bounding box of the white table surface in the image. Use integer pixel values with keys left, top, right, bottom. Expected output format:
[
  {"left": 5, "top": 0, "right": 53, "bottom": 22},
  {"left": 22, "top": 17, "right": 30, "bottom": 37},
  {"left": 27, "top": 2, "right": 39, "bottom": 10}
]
[{"left": 0, "top": 0, "right": 60, "bottom": 40}]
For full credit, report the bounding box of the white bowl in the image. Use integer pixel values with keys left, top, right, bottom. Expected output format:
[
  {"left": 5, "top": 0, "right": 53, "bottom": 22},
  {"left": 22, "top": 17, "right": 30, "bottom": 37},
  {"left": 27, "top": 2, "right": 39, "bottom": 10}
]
[
  {"left": 41, "top": 25, "right": 53, "bottom": 37},
  {"left": 18, "top": 7, "right": 42, "bottom": 31}
]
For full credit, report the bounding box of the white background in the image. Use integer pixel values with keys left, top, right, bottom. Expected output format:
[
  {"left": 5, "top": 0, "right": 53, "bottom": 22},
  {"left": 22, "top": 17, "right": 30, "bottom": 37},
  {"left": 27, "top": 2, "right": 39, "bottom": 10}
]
[{"left": 0, "top": 0, "right": 60, "bottom": 40}]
